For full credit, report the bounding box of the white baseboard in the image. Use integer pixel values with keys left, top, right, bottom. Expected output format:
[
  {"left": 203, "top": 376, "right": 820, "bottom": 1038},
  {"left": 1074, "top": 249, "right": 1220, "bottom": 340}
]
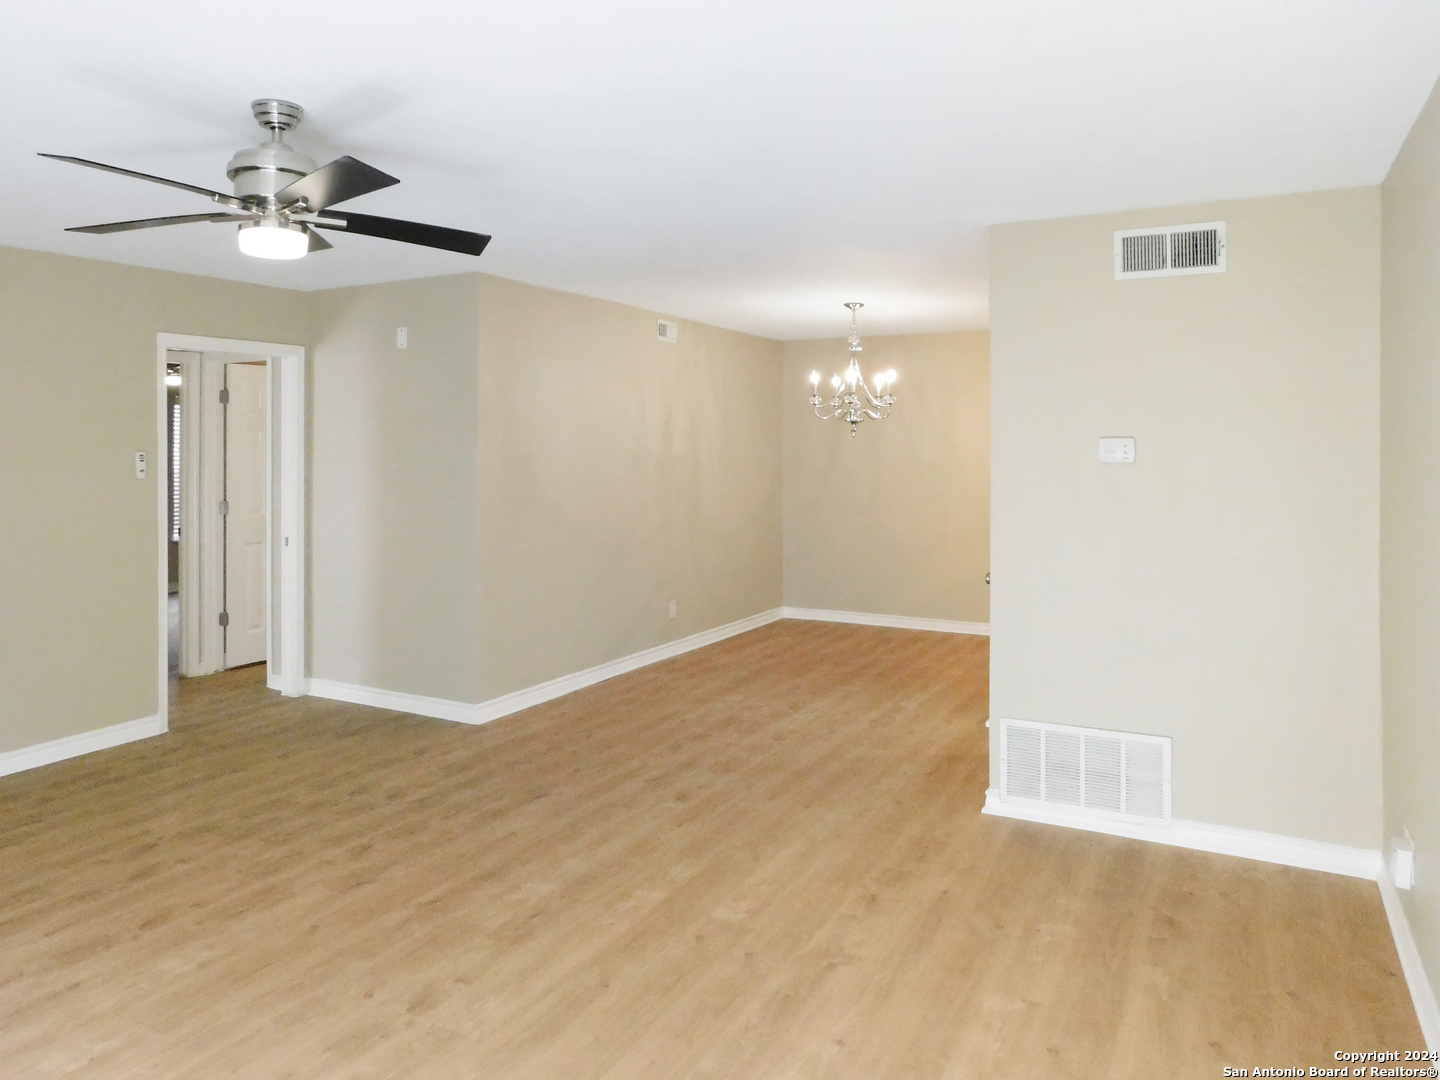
[
  {"left": 471, "top": 607, "right": 783, "bottom": 724},
  {"left": 0, "top": 713, "right": 167, "bottom": 779},
  {"left": 782, "top": 607, "right": 990, "bottom": 636},
  {"left": 305, "top": 679, "right": 482, "bottom": 724},
  {"left": 306, "top": 607, "right": 986, "bottom": 726},
  {"left": 981, "top": 789, "right": 1383, "bottom": 879},
  {"left": 306, "top": 607, "right": 786, "bottom": 727},
  {"left": 1378, "top": 870, "right": 1440, "bottom": 1051}
]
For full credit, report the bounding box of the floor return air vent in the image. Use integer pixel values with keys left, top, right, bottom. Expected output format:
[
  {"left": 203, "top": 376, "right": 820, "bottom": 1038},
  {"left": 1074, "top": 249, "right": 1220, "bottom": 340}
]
[
  {"left": 1114, "top": 221, "right": 1226, "bottom": 279},
  {"left": 999, "top": 718, "right": 1171, "bottom": 823}
]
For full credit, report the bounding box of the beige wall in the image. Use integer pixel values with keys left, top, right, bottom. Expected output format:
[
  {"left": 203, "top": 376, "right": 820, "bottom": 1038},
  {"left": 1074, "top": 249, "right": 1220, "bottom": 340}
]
[
  {"left": 1381, "top": 75, "right": 1440, "bottom": 1005},
  {"left": 0, "top": 246, "right": 307, "bottom": 754},
  {"left": 308, "top": 273, "right": 482, "bottom": 703},
  {"left": 782, "top": 333, "right": 990, "bottom": 623},
  {"left": 0, "top": 247, "right": 786, "bottom": 746},
  {"left": 990, "top": 188, "right": 1383, "bottom": 847},
  {"left": 0, "top": 244, "right": 965, "bottom": 754},
  {"left": 475, "top": 275, "right": 783, "bottom": 699}
]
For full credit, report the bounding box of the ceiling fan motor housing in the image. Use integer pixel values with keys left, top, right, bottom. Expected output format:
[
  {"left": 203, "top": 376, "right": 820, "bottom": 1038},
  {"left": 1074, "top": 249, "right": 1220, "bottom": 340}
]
[{"left": 226, "top": 99, "right": 318, "bottom": 199}]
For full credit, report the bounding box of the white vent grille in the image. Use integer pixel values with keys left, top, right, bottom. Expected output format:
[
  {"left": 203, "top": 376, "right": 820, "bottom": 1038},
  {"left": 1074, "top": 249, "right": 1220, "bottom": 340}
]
[
  {"left": 1000, "top": 718, "right": 1171, "bottom": 822},
  {"left": 1115, "top": 221, "right": 1225, "bottom": 279}
]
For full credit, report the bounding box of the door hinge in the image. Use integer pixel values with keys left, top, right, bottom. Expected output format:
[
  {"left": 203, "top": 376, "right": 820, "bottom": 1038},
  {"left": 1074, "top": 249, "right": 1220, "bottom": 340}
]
[
  {"left": 218, "top": 500, "right": 229, "bottom": 516},
  {"left": 218, "top": 611, "right": 230, "bottom": 628},
  {"left": 219, "top": 388, "right": 230, "bottom": 404}
]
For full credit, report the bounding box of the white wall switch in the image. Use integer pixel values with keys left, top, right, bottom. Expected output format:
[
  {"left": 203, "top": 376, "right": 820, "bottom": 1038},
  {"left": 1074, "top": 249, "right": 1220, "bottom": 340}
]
[
  {"left": 669, "top": 599, "right": 678, "bottom": 618},
  {"left": 657, "top": 319, "right": 678, "bottom": 343},
  {"left": 396, "top": 327, "right": 408, "bottom": 349},
  {"left": 134, "top": 451, "right": 148, "bottom": 479},
  {"left": 1098, "top": 437, "right": 1136, "bottom": 463}
]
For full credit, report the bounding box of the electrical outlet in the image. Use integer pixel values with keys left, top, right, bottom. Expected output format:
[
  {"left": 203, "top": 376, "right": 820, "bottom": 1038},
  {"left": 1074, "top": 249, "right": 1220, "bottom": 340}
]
[{"left": 669, "top": 600, "right": 677, "bottom": 619}]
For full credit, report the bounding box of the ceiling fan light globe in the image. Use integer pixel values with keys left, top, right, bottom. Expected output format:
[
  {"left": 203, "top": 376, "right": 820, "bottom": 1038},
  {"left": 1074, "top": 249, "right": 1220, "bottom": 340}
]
[{"left": 238, "top": 220, "right": 308, "bottom": 261}]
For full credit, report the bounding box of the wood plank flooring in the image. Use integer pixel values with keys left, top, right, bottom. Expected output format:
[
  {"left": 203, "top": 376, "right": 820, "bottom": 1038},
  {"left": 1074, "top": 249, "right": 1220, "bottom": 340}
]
[{"left": 0, "top": 621, "right": 1421, "bottom": 1078}]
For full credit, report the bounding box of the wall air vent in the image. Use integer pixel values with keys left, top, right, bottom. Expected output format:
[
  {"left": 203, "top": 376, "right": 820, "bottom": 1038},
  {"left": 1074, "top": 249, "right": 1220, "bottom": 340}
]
[
  {"left": 1115, "top": 221, "right": 1226, "bottom": 279},
  {"left": 1000, "top": 718, "right": 1171, "bottom": 822}
]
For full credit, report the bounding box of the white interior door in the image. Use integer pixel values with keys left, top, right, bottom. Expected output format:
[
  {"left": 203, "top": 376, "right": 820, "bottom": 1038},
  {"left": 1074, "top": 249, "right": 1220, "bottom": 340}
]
[{"left": 223, "top": 363, "right": 268, "bottom": 668}]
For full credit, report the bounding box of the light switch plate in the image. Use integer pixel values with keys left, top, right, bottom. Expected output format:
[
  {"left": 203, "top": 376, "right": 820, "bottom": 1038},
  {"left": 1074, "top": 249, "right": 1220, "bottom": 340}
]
[
  {"left": 396, "top": 327, "right": 408, "bottom": 349},
  {"left": 657, "top": 319, "right": 678, "bottom": 343},
  {"left": 134, "top": 451, "right": 148, "bottom": 479},
  {"left": 1098, "top": 437, "right": 1135, "bottom": 463}
]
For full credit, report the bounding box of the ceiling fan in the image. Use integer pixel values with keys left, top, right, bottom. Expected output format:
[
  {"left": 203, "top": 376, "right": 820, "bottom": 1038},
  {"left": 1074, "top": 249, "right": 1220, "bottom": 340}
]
[{"left": 40, "top": 98, "right": 490, "bottom": 262}]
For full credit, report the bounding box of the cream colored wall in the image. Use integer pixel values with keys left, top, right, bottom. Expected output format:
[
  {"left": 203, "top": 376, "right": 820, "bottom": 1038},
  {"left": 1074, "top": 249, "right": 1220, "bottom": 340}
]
[
  {"left": 782, "top": 333, "right": 990, "bottom": 622},
  {"left": 0, "top": 245, "right": 306, "bottom": 755},
  {"left": 307, "top": 273, "right": 482, "bottom": 703},
  {"left": 990, "top": 188, "right": 1382, "bottom": 847},
  {"left": 1381, "top": 75, "right": 1440, "bottom": 1007},
  {"left": 1, "top": 250, "right": 783, "bottom": 742},
  {"left": 475, "top": 275, "right": 783, "bottom": 699}
]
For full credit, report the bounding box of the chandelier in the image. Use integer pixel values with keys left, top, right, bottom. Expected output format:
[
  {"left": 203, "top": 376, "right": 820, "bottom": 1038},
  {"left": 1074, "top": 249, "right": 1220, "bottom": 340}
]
[{"left": 808, "top": 302, "right": 896, "bottom": 437}]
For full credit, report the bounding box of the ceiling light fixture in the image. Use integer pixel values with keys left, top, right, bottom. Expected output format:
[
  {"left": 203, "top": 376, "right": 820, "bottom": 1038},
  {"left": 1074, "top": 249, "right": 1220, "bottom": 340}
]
[
  {"left": 237, "top": 218, "right": 309, "bottom": 260},
  {"left": 808, "top": 302, "right": 896, "bottom": 437},
  {"left": 41, "top": 98, "right": 491, "bottom": 263}
]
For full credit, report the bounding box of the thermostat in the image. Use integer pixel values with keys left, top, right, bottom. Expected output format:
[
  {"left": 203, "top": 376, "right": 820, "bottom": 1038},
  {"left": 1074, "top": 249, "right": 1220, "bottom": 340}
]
[{"left": 1098, "top": 437, "right": 1135, "bottom": 463}]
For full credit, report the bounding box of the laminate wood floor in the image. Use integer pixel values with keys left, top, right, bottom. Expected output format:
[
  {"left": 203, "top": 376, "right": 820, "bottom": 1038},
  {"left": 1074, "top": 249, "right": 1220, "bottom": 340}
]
[{"left": 0, "top": 621, "right": 1420, "bottom": 1079}]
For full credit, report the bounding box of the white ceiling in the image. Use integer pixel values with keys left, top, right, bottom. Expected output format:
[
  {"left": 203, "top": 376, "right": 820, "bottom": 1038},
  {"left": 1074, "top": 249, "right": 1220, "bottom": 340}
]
[{"left": 6, "top": 1, "right": 1440, "bottom": 339}]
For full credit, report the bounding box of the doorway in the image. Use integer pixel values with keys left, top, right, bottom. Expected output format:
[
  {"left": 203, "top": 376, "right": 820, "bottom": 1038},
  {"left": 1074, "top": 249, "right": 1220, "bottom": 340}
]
[
  {"left": 156, "top": 334, "right": 306, "bottom": 730},
  {"left": 166, "top": 352, "right": 270, "bottom": 676}
]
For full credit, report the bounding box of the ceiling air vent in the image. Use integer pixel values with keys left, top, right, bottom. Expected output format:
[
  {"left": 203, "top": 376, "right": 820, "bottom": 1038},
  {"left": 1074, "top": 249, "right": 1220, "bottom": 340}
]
[
  {"left": 1115, "top": 221, "right": 1226, "bottom": 279},
  {"left": 1000, "top": 718, "right": 1171, "bottom": 822}
]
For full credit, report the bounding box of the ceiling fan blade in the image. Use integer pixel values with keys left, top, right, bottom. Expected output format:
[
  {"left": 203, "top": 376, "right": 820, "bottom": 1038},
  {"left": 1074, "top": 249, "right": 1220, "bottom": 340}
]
[
  {"left": 66, "top": 212, "right": 257, "bottom": 234},
  {"left": 304, "top": 225, "right": 333, "bottom": 252},
  {"left": 275, "top": 156, "right": 399, "bottom": 211},
  {"left": 311, "top": 210, "right": 490, "bottom": 256},
  {"left": 39, "top": 154, "right": 247, "bottom": 209}
]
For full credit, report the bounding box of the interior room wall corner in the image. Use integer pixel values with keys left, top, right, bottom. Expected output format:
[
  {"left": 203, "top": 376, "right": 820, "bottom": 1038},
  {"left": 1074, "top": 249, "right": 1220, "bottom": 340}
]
[{"left": 781, "top": 331, "right": 990, "bottom": 626}]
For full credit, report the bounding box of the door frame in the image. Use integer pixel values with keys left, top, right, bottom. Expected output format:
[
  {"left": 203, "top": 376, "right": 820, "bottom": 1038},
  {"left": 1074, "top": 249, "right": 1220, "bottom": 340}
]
[
  {"left": 156, "top": 334, "right": 307, "bottom": 725},
  {"left": 170, "top": 352, "right": 264, "bottom": 677}
]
